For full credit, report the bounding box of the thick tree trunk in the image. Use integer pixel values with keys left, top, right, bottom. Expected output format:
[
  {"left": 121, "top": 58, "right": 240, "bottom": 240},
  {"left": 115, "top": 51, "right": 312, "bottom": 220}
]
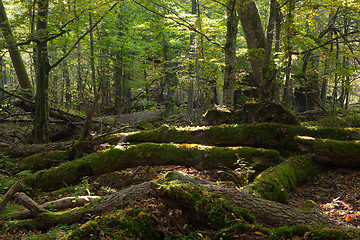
[
  {"left": 24, "top": 142, "right": 280, "bottom": 190},
  {"left": 295, "top": 135, "right": 360, "bottom": 166},
  {"left": 223, "top": 0, "right": 238, "bottom": 109},
  {"left": 0, "top": 0, "right": 33, "bottom": 92},
  {"left": 7, "top": 172, "right": 350, "bottom": 230},
  {"left": 125, "top": 123, "right": 360, "bottom": 152},
  {"left": 236, "top": 0, "right": 265, "bottom": 98}
]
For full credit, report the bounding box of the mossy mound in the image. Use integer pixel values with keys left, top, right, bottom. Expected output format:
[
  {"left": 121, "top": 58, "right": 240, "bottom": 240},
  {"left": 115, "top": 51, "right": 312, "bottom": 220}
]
[
  {"left": 203, "top": 102, "right": 300, "bottom": 126},
  {"left": 233, "top": 101, "right": 300, "bottom": 125},
  {"left": 202, "top": 105, "right": 232, "bottom": 125}
]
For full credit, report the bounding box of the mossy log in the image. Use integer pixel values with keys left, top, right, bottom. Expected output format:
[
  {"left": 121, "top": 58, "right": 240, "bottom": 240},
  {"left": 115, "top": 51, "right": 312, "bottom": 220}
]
[
  {"left": 4, "top": 172, "right": 350, "bottom": 231},
  {"left": 295, "top": 136, "right": 360, "bottom": 166},
  {"left": 246, "top": 154, "right": 323, "bottom": 203},
  {"left": 24, "top": 143, "right": 280, "bottom": 190},
  {"left": 20, "top": 151, "right": 69, "bottom": 171},
  {"left": 124, "top": 123, "right": 360, "bottom": 152}
]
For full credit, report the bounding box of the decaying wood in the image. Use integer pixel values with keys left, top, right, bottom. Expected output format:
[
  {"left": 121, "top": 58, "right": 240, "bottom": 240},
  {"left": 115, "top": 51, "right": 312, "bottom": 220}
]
[
  {"left": 5, "top": 172, "right": 351, "bottom": 230},
  {"left": 295, "top": 135, "right": 360, "bottom": 166},
  {"left": 9, "top": 196, "right": 101, "bottom": 220},
  {"left": 14, "top": 192, "right": 46, "bottom": 215},
  {"left": 0, "top": 182, "right": 23, "bottom": 214}
]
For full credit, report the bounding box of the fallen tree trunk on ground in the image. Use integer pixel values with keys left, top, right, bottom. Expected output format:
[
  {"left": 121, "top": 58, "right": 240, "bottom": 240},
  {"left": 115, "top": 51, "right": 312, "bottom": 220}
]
[
  {"left": 295, "top": 136, "right": 360, "bottom": 166},
  {"left": 124, "top": 123, "right": 360, "bottom": 152},
  {"left": 246, "top": 154, "right": 323, "bottom": 203},
  {"left": 24, "top": 143, "right": 280, "bottom": 190},
  {"left": 4, "top": 172, "right": 350, "bottom": 231},
  {"left": 1, "top": 142, "right": 71, "bottom": 158}
]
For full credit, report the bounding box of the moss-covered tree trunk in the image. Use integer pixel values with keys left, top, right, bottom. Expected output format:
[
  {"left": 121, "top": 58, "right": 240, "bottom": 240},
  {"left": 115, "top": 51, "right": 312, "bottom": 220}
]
[
  {"left": 124, "top": 124, "right": 360, "bottom": 152},
  {"left": 295, "top": 135, "right": 360, "bottom": 166},
  {"left": 24, "top": 143, "right": 280, "bottom": 190}
]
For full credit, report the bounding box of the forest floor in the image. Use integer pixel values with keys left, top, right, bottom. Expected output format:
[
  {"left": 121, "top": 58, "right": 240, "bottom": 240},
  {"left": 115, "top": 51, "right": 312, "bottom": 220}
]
[
  {"left": 1, "top": 121, "right": 360, "bottom": 239},
  {"left": 1, "top": 164, "right": 359, "bottom": 239}
]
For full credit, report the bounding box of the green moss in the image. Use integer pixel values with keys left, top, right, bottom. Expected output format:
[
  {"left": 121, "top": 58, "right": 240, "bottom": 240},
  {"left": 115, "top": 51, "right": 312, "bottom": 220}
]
[
  {"left": 271, "top": 225, "right": 355, "bottom": 240},
  {"left": 65, "top": 208, "right": 164, "bottom": 240},
  {"left": 248, "top": 154, "right": 322, "bottom": 203}
]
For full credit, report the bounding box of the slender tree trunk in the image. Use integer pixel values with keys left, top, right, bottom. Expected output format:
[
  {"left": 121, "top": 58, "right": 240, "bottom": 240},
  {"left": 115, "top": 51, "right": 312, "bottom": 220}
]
[
  {"left": 89, "top": 13, "right": 97, "bottom": 97},
  {"left": 0, "top": 0, "right": 33, "bottom": 92},
  {"left": 261, "top": 0, "right": 278, "bottom": 99},
  {"left": 223, "top": 0, "right": 238, "bottom": 110},
  {"left": 32, "top": 0, "right": 50, "bottom": 143},
  {"left": 187, "top": 0, "right": 197, "bottom": 121},
  {"left": 62, "top": 48, "right": 71, "bottom": 109}
]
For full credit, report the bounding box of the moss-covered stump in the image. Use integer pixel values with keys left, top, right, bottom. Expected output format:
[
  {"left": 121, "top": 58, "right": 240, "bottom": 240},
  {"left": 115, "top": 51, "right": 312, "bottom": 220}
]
[
  {"left": 295, "top": 135, "right": 360, "bottom": 166},
  {"left": 24, "top": 143, "right": 280, "bottom": 190},
  {"left": 125, "top": 123, "right": 360, "bottom": 152},
  {"left": 20, "top": 151, "right": 69, "bottom": 171},
  {"left": 246, "top": 154, "right": 323, "bottom": 203}
]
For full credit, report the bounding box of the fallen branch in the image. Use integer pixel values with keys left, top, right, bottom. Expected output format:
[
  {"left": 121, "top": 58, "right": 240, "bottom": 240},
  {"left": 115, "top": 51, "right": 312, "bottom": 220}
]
[
  {"left": 0, "top": 182, "right": 23, "bottom": 214},
  {"left": 8, "top": 196, "right": 100, "bottom": 220}
]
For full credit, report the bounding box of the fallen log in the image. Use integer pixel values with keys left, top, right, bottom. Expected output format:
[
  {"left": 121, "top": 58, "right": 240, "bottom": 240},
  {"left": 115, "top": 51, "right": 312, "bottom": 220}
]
[
  {"left": 1, "top": 141, "right": 71, "bottom": 158},
  {"left": 4, "top": 172, "right": 350, "bottom": 231},
  {"left": 19, "top": 150, "right": 68, "bottom": 171},
  {"left": 24, "top": 143, "right": 281, "bottom": 190},
  {"left": 125, "top": 123, "right": 360, "bottom": 152},
  {"left": 295, "top": 135, "right": 360, "bottom": 166},
  {"left": 246, "top": 154, "right": 323, "bottom": 203}
]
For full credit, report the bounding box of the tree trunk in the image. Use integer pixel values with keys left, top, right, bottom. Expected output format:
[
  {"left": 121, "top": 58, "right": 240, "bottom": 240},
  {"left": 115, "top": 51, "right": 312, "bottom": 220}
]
[
  {"left": 25, "top": 142, "right": 280, "bottom": 190},
  {"left": 0, "top": 0, "right": 33, "bottom": 92},
  {"left": 186, "top": 0, "right": 198, "bottom": 121},
  {"left": 32, "top": 0, "right": 51, "bottom": 143},
  {"left": 223, "top": 0, "right": 238, "bottom": 110},
  {"left": 89, "top": 13, "right": 97, "bottom": 97},
  {"left": 236, "top": 0, "right": 266, "bottom": 99},
  {"left": 295, "top": 135, "right": 360, "bottom": 166},
  {"left": 125, "top": 123, "right": 360, "bottom": 152}
]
